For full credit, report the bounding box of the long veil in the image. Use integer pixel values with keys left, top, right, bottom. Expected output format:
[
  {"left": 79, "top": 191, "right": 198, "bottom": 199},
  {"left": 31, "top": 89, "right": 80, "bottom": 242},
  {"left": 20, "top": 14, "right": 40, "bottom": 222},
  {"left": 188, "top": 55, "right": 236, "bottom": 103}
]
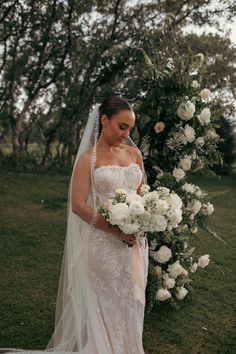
[{"left": 2, "top": 102, "right": 147, "bottom": 354}]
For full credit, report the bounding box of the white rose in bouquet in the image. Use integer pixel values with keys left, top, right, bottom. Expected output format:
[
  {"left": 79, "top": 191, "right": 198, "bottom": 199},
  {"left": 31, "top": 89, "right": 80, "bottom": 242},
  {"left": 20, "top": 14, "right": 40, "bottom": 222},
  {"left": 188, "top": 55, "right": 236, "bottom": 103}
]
[
  {"left": 168, "top": 260, "right": 183, "bottom": 279},
  {"left": 190, "top": 262, "right": 198, "bottom": 273},
  {"left": 154, "top": 199, "right": 169, "bottom": 214},
  {"left": 200, "top": 88, "right": 211, "bottom": 100},
  {"left": 198, "top": 254, "right": 210, "bottom": 268},
  {"left": 156, "top": 288, "right": 171, "bottom": 301},
  {"left": 173, "top": 167, "right": 185, "bottom": 181},
  {"left": 177, "top": 100, "right": 196, "bottom": 120},
  {"left": 179, "top": 155, "right": 192, "bottom": 171},
  {"left": 154, "top": 121, "right": 165, "bottom": 133},
  {"left": 183, "top": 124, "right": 195, "bottom": 142},
  {"left": 176, "top": 286, "right": 188, "bottom": 300},
  {"left": 153, "top": 245, "right": 172, "bottom": 264},
  {"left": 130, "top": 201, "right": 145, "bottom": 216},
  {"left": 109, "top": 203, "right": 130, "bottom": 225},
  {"left": 198, "top": 107, "right": 211, "bottom": 126}
]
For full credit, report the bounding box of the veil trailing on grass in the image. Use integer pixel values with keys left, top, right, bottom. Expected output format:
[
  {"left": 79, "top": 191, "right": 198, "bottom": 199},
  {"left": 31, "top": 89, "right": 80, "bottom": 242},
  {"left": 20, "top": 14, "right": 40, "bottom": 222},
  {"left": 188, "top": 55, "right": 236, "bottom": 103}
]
[{"left": 2, "top": 101, "right": 147, "bottom": 354}]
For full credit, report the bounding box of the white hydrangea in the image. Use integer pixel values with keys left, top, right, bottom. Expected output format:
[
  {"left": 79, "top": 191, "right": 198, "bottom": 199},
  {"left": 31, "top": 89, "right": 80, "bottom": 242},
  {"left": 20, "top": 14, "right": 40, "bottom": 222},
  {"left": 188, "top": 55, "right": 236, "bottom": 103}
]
[
  {"left": 151, "top": 214, "right": 168, "bottom": 232},
  {"left": 182, "top": 183, "right": 195, "bottom": 194},
  {"left": 177, "top": 101, "right": 196, "bottom": 120}
]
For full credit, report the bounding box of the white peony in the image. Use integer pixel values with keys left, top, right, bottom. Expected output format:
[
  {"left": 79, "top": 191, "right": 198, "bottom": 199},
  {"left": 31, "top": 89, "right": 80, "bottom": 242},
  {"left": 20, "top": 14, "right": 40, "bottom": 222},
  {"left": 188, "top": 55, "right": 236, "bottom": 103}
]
[
  {"left": 198, "top": 107, "right": 211, "bottom": 126},
  {"left": 168, "top": 260, "right": 183, "bottom": 279},
  {"left": 183, "top": 124, "right": 195, "bottom": 143},
  {"left": 179, "top": 155, "right": 192, "bottom": 171},
  {"left": 153, "top": 245, "right": 172, "bottom": 264},
  {"left": 154, "top": 121, "right": 165, "bottom": 133},
  {"left": 200, "top": 88, "right": 211, "bottom": 100},
  {"left": 109, "top": 203, "right": 130, "bottom": 225},
  {"left": 177, "top": 100, "right": 196, "bottom": 120},
  {"left": 129, "top": 201, "right": 145, "bottom": 216},
  {"left": 190, "top": 262, "right": 198, "bottom": 273},
  {"left": 176, "top": 287, "right": 188, "bottom": 300},
  {"left": 173, "top": 167, "right": 185, "bottom": 181},
  {"left": 195, "top": 136, "right": 205, "bottom": 147},
  {"left": 191, "top": 80, "right": 200, "bottom": 88},
  {"left": 198, "top": 254, "right": 210, "bottom": 268},
  {"left": 156, "top": 288, "right": 171, "bottom": 301}
]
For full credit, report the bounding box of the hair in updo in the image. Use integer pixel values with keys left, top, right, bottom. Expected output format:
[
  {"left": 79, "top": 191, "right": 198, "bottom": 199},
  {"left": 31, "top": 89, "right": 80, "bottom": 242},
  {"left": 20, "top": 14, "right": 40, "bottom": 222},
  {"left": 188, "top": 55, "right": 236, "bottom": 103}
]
[{"left": 98, "top": 96, "right": 133, "bottom": 136}]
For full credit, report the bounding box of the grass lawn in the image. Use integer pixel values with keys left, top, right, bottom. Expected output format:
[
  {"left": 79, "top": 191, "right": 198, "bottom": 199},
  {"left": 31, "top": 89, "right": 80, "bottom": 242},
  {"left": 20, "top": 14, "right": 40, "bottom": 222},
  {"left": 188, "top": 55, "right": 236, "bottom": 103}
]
[{"left": 0, "top": 170, "right": 235, "bottom": 354}]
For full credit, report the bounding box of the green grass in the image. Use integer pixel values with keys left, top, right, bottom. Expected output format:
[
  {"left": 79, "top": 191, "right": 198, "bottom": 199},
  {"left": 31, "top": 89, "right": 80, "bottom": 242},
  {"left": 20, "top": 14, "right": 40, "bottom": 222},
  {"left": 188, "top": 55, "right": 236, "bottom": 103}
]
[{"left": 0, "top": 171, "right": 236, "bottom": 353}]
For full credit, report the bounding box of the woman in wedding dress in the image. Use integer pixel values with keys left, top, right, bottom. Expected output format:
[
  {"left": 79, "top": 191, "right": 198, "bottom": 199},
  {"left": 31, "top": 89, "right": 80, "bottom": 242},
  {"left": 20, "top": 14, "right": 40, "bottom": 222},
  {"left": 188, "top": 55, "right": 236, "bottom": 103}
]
[{"left": 4, "top": 96, "right": 149, "bottom": 354}]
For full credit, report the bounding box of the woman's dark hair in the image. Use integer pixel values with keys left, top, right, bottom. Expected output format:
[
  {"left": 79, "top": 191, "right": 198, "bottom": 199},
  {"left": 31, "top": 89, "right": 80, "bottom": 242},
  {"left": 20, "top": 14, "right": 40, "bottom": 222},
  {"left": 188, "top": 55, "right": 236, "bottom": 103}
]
[{"left": 98, "top": 96, "right": 133, "bottom": 136}]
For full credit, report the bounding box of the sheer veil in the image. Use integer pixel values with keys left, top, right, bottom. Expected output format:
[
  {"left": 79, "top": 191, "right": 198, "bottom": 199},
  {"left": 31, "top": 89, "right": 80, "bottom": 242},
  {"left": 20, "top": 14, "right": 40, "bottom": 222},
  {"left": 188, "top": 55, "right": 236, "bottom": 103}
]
[{"left": 2, "top": 102, "right": 147, "bottom": 354}]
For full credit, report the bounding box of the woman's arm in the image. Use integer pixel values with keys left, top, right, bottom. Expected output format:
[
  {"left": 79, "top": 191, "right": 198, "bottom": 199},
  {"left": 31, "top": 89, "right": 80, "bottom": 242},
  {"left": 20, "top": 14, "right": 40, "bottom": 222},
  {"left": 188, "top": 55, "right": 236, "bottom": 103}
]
[{"left": 71, "top": 151, "right": 136, "bottom": 245}]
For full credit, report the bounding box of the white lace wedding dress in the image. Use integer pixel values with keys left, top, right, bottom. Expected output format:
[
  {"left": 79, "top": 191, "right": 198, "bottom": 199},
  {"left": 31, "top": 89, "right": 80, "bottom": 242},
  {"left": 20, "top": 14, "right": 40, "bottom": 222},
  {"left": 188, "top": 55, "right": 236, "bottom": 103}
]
[
  {"left": 77, "top": 163, "right": 149, "bottom": 353},
  {"left": 3, "top": 163, "right": 149, "bottom": 354}
]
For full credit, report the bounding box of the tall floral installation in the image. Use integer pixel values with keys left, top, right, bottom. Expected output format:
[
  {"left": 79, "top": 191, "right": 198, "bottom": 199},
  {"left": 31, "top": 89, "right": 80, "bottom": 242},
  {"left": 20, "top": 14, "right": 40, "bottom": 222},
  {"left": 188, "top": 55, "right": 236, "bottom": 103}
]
[{"left": 134, "top": 51, "right": 223, "bottom": 312}]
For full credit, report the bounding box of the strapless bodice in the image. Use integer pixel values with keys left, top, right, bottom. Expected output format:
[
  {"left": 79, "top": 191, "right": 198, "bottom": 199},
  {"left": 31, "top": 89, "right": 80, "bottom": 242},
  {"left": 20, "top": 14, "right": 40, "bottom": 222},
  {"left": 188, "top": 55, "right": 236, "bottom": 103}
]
[{"left": 94, "top": 163, "right": 143, "bottom": 202}]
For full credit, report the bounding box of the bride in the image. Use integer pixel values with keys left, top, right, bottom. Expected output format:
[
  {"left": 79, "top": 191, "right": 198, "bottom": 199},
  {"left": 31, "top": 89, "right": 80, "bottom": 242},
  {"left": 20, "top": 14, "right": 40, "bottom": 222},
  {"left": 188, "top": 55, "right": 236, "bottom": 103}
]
[{"left": 5, "top": 96, "right": 149, "bottom": 354}]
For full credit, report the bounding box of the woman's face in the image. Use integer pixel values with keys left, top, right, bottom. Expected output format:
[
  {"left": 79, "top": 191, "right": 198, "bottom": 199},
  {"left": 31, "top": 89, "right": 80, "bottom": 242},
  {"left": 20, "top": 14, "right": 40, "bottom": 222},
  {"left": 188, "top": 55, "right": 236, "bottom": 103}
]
[{"left": 101, "top": 109, "right": 135, "bottom": 146}]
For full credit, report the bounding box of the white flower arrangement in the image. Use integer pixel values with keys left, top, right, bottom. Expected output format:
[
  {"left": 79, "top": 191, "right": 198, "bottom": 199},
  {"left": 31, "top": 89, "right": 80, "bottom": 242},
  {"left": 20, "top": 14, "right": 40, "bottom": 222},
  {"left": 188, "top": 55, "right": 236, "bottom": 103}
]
[{"left": 97, "top": 185, "right": 183, "bottom": 242}]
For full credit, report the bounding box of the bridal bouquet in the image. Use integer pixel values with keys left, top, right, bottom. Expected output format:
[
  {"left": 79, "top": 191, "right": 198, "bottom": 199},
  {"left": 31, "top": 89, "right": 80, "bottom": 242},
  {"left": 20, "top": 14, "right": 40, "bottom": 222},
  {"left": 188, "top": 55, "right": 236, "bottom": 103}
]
[{"left": 97, "top": 184, "right": 183, "bottom": 243}]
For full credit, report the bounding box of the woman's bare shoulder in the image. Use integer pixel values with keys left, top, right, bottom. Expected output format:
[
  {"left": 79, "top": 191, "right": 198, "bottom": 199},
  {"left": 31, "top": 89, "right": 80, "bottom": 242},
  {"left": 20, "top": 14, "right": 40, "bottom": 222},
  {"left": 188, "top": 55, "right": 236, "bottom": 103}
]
[{"left": 125, "top": 144, "right": 142, "bottom": 158}]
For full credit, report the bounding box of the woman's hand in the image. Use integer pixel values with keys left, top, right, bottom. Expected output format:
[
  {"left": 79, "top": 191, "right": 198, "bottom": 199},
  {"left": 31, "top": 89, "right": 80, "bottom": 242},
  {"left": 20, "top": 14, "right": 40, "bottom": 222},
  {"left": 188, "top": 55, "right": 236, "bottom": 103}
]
[{"left": 110, "top": 225, "right": 137, "bottom": 246}]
